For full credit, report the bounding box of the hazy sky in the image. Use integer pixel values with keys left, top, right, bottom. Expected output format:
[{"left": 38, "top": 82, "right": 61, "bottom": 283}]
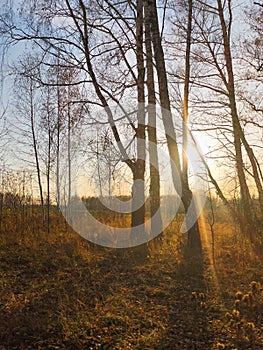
[{"left": 0, "top": 0, "right": 261, "bottom": 200}]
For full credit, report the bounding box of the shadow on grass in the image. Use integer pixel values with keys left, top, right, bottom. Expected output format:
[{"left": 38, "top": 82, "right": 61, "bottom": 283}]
[
  {"left": 0, "top": 236, "right": 219, "bottom": 349},
  {"left": 150, "top": 243, "right": 216, "bottom": 350}
]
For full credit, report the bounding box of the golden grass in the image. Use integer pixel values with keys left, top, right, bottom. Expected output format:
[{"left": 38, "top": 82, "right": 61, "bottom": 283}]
[{"left": 0, "top": 208, "right": 262, "bottom": 349}]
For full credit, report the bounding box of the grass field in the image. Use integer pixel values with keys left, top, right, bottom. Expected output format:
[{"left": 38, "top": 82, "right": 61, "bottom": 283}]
[{"left": 0, "top": 209, "right": 262, "bottom": 349}]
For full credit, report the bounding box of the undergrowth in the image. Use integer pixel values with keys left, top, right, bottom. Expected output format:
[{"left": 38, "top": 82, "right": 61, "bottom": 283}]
[{"left": 0, "top": 209, "right": 262, "bottom": 349}]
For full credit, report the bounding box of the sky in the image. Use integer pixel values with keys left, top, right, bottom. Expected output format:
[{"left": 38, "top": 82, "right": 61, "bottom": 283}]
[{"left": 0, "top": 0, "right": 261, "bottom": 201}]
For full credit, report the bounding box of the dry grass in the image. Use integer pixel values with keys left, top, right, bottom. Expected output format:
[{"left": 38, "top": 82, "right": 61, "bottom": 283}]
[{"left": 0, "top": 208, "right": 262, "bottom": 349}]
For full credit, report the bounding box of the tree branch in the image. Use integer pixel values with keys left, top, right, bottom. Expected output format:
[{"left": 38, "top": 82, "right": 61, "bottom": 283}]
[{"left": 254, "top": 2, "right": 263, "bottom": 8}]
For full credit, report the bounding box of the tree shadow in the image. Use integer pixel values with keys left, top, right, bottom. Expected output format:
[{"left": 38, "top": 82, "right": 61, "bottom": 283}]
[
  {"left": 154, "top": 244, "right": 217, "bottom": 349},
  {"left": 0, "top": 238, "right": 219, "bottom": 349}
]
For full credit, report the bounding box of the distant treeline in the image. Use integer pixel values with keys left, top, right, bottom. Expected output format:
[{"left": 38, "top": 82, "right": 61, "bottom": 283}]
[
  {"left": 82, "top": 195, "right": 185, "bottom": 214},
  {"left": 0, "top": 192, "right": 32, "bottom": 210},
  {"left": 82, "top": 195, "right": 131, "bottom": 212},
  {"left": 0, "top": 192, "right": 186, "bottom": 213},
  {"left": 1, "top": 191, "right": 258, "bottom": 216}
]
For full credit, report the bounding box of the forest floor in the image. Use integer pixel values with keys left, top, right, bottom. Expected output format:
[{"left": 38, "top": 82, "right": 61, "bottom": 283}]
[{"left": 0, "top": 211, "right": 263, "bottom": 349}]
